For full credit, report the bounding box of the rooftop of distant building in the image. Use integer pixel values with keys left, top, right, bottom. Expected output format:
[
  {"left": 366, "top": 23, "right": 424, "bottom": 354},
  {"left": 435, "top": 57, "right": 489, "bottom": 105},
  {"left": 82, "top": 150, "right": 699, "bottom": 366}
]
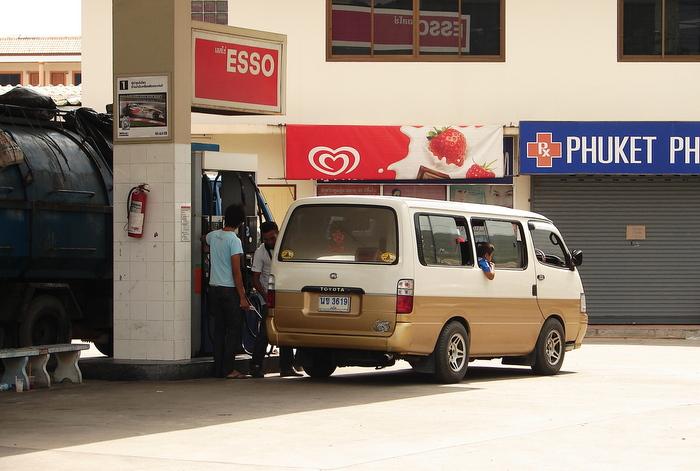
[{"left": 0, "top": 36, "right": 81, "bottom": 55}]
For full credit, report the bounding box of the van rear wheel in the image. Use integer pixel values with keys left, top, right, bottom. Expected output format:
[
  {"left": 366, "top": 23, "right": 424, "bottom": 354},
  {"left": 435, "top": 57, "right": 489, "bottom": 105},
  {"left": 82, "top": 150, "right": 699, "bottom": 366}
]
[
  {"left": 300, "top": 349, "right": 336, "bottom": 378},
  {"left": 532, "top": 318, "right": 565, "bottom": 375},
  {"left": 434, "top": 321, "right": 469, "bottom": 384}
]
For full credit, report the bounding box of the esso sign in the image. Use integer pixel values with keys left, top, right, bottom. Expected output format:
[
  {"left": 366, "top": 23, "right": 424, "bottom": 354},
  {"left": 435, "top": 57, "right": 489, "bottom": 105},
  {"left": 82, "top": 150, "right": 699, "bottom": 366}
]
[
  {"left": 226, "top": 49, "right": 275, "bottom": 77},
  {"left": 192, "top": 28, "right": 285, "bottom": 114},
  {"left": 419, "top": 19, "right": 460, "bottom": 38}
]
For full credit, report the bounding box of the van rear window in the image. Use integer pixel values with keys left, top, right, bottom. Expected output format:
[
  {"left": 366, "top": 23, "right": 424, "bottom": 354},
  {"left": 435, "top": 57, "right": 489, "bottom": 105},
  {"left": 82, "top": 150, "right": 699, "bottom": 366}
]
[{"left": 279, "top": 205, "right": 398, "bottom": 264}]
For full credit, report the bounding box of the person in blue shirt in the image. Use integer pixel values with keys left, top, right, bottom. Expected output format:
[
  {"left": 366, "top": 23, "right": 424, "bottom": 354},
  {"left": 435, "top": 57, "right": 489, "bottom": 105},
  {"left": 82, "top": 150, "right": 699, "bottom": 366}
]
[
  {"left": 476, "top": 242, "right": 495, "bottom": 280},
  {"left": 205, "top": 204, "right": 250, "bottom": 379}
]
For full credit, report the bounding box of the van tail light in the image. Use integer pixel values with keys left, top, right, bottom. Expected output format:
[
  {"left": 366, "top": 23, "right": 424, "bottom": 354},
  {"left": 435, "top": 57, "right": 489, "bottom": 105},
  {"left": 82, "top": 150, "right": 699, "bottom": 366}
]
[
  {"left": 267, "top": 274, "right": 276, "bottom": 309},
  {"left": 396, "top": 279, "right": 414, "bottom": 314}
]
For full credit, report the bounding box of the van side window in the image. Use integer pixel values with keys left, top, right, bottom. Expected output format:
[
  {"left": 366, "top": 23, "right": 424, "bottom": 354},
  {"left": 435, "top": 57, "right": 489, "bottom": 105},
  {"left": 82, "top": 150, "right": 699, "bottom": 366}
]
[
  {"left": 471, "top": 219, "right": 527, "bottom": 269},
  {"left": 416, "top": 214, "right": 472, "bottom": 267},
  {"left": 531, "top": 228, "right": 569, "bottom": 268}
]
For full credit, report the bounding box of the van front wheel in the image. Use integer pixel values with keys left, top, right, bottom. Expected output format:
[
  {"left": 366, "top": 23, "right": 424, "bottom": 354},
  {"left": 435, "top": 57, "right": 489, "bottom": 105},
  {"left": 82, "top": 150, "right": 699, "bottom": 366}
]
[
  {"left": 300, "top": 349, "right": 336, "bottom": 379},
  {"left": 434, "top": 321, "right": 469, "bottom": 383},
  {"left": 532, "top": 318, "right": 565, "bottom": 375}
]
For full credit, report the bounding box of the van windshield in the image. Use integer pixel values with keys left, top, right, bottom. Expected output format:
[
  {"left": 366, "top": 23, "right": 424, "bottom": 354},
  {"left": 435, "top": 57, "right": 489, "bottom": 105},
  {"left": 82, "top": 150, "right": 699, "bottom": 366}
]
[{"left": 279, "top": 205, "right": 399, "bottom": 264}]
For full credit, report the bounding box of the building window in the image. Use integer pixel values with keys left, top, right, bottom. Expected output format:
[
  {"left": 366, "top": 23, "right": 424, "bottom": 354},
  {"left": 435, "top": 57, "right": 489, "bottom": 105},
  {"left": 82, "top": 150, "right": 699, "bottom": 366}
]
[
  {"left": 328, "top": 0, "right": 504, "bottom": 61},
  {"left": 73, "top": 72, "right": 82, "bottom": 85},
  {"left": 620, "top": 0, "right": 700, "bottom": 60},
  {"left": 192, "top": 0, "right": 228, "bottom": 24},
  {"left": 29, "top": 72, "right": 40, "bottom": 86},
  {"left": 50, "top": 72, "right": 66, "bottom": 85},
  {"left": 0, "top": 73, "right": 22, "bottom": 86}
]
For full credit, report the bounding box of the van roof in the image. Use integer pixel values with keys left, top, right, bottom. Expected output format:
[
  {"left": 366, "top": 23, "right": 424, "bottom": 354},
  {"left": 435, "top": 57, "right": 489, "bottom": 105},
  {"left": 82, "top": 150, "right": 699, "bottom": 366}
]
[{"left": 293, "top": 195, "right": 552, "bottom": 222}]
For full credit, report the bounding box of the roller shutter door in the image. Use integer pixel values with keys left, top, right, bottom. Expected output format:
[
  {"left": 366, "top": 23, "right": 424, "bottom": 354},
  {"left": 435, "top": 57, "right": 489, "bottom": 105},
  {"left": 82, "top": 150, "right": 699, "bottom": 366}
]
[{"left": 531, "top": 176, "right": 700, "bottom": 324}]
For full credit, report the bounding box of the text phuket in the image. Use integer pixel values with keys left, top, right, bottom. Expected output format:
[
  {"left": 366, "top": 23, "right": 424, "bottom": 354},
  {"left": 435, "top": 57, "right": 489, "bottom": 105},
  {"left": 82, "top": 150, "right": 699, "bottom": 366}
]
[{"left": 566, "top": 136, "right": 700, "bottom": 165}]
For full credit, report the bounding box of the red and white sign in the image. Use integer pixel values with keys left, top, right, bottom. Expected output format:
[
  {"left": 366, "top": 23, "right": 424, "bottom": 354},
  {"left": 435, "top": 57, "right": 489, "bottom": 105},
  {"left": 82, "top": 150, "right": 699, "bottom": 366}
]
[
  {"left": 286, "top": 125, "right": 504, "bottom": 181},
  {"left": 332, "top": 5, "right": 470, "bottom": 53},
  {"left": 192, "top": 27, "right": 285, "bottom": 114},
  {"left": 526, "top": 132, "right": 563, "bottom": 168}
]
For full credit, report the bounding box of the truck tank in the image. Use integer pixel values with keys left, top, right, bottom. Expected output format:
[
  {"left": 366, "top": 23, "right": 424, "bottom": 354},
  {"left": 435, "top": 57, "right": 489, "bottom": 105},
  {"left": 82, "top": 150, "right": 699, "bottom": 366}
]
[{"left": 0, "top": 94, "right": 113, "bottom": 351}]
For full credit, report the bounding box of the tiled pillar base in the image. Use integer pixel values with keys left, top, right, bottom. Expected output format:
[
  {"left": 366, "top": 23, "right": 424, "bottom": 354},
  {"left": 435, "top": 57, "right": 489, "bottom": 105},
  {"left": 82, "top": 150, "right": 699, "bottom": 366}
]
[{"left": 113, "top": 143, "right": 191, "bottom": 360}]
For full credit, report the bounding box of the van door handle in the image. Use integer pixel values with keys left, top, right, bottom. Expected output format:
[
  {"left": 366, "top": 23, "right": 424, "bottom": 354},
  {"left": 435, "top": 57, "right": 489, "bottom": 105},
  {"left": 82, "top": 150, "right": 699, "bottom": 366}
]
[{"left": 537, "top": 275, "right": 545, "bottom": 281}]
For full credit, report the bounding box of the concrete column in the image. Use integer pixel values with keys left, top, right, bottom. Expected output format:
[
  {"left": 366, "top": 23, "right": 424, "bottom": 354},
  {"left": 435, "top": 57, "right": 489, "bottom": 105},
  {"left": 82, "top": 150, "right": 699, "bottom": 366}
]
[
  {"left": 112, "top": 0, "right": 192, "bottom": 360},
  {"left": 81, "top": 0, "right": 112, "bottom": 112}
]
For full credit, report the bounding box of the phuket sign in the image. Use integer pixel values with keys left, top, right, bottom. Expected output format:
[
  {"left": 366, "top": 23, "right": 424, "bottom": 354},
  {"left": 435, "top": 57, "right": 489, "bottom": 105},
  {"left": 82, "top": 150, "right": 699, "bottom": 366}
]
[
  {"left": 192, "top": 24, "right": 285, "bottom": 114},
  {"left": 520, "top": 121, "right": 700, "bottom": 175},
  {"left": 286, "top": 124, "right": 504, "bottom": 181}
]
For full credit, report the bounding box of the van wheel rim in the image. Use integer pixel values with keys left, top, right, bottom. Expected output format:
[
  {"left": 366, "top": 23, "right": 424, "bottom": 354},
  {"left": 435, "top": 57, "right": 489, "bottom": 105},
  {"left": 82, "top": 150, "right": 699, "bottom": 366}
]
[
  {"left": 545, "top": 330, "right": 562, "bottom": 365},
  {"left": 448, "top": 333, "right": 466, "bottom": 372}
]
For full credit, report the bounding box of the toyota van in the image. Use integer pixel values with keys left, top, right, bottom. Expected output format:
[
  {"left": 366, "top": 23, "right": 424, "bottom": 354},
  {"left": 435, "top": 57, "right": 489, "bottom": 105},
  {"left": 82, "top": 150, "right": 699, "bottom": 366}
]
[{"left": 266, "top": 196, "right": 587, "bottom": 383}]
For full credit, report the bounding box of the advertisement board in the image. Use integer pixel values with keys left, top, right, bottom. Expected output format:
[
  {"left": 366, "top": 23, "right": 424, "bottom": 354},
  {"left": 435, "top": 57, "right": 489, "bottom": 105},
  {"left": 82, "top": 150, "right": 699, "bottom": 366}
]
[
  {"left": 331, "top": 5, "right": 470, "bottom": 53},
  {"left": 450, "top": 185, "right": 513, "bottom": 208},
  {"left": 520, "top": 121, "right": 700, "bottom": 175},
  {"left": 115, "top": 74, "right": 169, "bottom": 142},
  {"left": 286, "top": 124, "right": 504, "bottom": 181},
  {"left": 192, "top": 23, "right": 286, "bottom": 115}
]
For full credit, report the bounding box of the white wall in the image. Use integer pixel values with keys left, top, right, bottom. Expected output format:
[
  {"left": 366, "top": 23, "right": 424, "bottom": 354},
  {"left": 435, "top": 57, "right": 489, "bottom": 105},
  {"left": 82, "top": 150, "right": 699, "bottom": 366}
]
[
  {"left": 84, "top": 0, "right": 700, "bottom": 125},
  {"left": 81, "top": 0, "right": 112, "bottom": 112},
  {"left": 189, "top": 0, "right": 700, "bottom": 129}
]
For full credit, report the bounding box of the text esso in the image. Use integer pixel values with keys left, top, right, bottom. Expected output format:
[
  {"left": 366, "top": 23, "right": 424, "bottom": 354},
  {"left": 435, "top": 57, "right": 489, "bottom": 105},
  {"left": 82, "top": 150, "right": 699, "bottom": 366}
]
[
  {"left": 419, "top": 19, "right": 462, "bottom": 38},
  {"left": 226, "top": 49, "right": 275, "bottom": 77}
]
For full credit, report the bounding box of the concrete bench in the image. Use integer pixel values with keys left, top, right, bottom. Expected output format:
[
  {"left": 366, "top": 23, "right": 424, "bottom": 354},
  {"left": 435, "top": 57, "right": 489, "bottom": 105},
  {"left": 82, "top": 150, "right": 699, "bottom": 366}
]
[
  {"left": 0, "top": 343, "right": 90, "bottom": 390},
  {"left": 0, "top": 347, "right": 41, "bottom": 389}
]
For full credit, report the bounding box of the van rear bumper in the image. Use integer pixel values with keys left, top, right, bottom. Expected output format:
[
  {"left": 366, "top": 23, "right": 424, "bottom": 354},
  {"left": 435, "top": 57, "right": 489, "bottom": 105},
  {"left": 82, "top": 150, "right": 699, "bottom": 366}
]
[
  {"left": 268, "top": 318, "right": 433, "bottom": 356},
  {"left": 572, "top": 313, "right": 588, "bottom": 349}
]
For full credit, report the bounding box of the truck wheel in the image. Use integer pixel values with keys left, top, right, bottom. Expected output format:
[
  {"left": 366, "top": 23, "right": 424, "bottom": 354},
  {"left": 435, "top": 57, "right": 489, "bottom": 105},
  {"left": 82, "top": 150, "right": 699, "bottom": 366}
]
[
  {"left": 433, "top": 321, "right": 469, "bottom": 384},
  {"left": 300, "top": 349, "right": 336, "bottom": 378},
  {"left": 19, "top": 295, "right": 71, "bottom": 346},
  {"left": 532, "top": 318, "right": 565, "bottom": 375}
]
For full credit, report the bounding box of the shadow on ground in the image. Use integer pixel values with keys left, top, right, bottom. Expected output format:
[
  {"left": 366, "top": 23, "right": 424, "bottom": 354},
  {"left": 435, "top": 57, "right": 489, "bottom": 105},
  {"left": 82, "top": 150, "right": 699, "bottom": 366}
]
[{"left": 0, "top": 363, "right": 560, "bottom": 458}]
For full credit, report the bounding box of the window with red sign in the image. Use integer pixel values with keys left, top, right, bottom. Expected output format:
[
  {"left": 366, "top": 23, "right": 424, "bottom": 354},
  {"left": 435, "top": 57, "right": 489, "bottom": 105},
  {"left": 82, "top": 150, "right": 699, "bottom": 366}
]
[{"left": 328, "top": 0, "right": 504, "bottom": 61}]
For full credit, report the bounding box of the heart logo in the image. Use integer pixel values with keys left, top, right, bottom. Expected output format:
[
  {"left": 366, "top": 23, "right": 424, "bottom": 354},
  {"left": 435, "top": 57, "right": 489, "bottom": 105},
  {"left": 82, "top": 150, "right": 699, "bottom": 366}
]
[{"left": 308, "top": 146, "right": 361, "bottom": 176}]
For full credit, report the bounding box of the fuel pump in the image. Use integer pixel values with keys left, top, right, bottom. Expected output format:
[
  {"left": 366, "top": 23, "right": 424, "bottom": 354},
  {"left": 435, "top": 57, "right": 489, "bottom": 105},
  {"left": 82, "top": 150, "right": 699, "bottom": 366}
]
[{"left": 191, "top": 147, "right": 275, "bottom": 356}]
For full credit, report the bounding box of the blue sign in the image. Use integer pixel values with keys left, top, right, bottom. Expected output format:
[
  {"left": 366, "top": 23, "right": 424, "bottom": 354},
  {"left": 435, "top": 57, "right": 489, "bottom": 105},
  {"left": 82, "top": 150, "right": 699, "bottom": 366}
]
[{"left": 519, "top": 121, "right": 700, "bottom": 175}]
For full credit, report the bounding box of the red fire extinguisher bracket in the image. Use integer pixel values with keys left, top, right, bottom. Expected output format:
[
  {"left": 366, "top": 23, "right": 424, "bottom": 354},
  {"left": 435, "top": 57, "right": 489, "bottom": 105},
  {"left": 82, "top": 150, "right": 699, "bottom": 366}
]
[{"left": 127, "top": 183, "right": 150, "bottom": 239}]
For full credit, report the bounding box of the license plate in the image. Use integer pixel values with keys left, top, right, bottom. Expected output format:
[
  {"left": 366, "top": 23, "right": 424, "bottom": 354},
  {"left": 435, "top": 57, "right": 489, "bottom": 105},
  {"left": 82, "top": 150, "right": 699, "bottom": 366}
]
[{"left": 318, "top": 295, "right": 351, "bottom": 313}]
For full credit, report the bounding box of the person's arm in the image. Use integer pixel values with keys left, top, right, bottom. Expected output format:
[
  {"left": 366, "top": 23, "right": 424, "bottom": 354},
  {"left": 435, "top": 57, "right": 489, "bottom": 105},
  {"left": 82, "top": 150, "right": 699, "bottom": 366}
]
[
  {"left": 252, "top": 271, "right": 265, "bottom": 295},
  {"left": 202, "top": 232, "right": 210, "bottom": 253},
  {"left": 478, "top": 258, "right": 495, "bottom": 280},
  {"left": 231, "top": 253, "right": 251, "bottom": 310},
  {"left": 251, "top": 249, "right": 265, "bottom": 294}
]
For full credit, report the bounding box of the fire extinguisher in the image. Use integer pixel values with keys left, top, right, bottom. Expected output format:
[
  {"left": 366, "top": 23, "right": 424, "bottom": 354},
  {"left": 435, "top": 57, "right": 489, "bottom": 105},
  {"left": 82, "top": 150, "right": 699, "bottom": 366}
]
[{"left": 127, "top": 183, "right": 150, "bottom": 238}]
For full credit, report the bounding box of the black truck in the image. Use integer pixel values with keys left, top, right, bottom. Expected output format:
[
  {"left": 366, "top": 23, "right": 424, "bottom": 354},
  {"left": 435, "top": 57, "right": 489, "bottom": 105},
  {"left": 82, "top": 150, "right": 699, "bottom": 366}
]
[{"left": 0, "top": 88, "right": 114, "bottom": 354}]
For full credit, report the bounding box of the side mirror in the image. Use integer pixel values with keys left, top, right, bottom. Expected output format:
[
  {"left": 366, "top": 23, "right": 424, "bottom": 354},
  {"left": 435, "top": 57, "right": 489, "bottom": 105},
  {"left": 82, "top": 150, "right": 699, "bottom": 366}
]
[{"left": 571, "top": 249, "right": 583, "bottom": 268}]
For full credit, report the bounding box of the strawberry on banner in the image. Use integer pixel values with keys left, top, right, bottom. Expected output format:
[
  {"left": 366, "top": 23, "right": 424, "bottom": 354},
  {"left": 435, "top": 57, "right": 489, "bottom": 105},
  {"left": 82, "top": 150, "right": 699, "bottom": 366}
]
[{"left": 285, "top": 124, "right": 504, "bottom": 181}]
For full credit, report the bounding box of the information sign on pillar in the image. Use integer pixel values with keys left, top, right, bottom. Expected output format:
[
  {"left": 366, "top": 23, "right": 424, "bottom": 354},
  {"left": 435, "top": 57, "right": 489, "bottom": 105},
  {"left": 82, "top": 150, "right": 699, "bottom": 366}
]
[
  {"left": 114, "top": 74, "right": 171, "bottom": 142},
  {"left": 191, "top": 22, "right": 286, "bottom": 115}
]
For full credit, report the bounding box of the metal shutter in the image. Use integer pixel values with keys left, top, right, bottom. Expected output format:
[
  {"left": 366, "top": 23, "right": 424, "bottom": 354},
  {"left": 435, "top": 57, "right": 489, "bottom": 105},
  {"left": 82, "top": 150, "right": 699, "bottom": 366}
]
[{"left": 531, "top": 176, "right": 700, "bottom": 324}]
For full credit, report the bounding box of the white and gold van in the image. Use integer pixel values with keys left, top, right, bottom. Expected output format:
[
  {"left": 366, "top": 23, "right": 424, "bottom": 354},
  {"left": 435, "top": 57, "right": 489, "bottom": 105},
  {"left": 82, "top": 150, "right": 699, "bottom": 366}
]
[{"left": 266, "top": 196, "right": 587, "bottom": 383}]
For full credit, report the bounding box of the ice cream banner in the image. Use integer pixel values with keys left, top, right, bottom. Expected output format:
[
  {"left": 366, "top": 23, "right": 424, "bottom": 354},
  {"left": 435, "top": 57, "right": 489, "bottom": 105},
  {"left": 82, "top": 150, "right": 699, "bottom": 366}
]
[{"left": 285, "top": 124, "right": 504, "bottom": 181}]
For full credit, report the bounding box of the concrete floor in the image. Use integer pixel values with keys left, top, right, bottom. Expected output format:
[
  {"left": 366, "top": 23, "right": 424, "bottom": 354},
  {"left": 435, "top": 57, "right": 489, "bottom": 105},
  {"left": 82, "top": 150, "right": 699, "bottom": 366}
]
[{"left": 1, "top": 340, "right": 699, "bottom": 470}]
